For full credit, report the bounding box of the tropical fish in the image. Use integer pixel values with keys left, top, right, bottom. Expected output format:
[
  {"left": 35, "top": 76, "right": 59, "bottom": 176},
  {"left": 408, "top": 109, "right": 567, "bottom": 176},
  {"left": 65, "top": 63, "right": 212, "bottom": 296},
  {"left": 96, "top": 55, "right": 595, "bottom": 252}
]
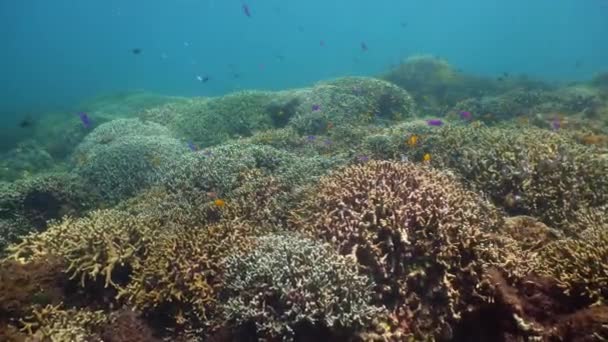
[
  {"left": 131, "top": 48, "right": 142, "bottom": 55},
  {"left": 360, "top": 42, "right": 368, "bottom": 51},
  {"left": 406, "top": 135, "right": 418, "bottom": 147},
  {"left": 426, "top": 119, "right": 444, "bottom": 126},
  {"left": 550, "top": 116, "right": 562, "bottom": 131},
  {"left": 357, "top": 155, "right": 370, "bottom": 162},
  {"left": 423, "top": 153, "right": 431, "bottom": 162},
  {"left": 78, "top": 112, "right": 91, "bottom": 129},
  {"left": 187, "top": 141, "right": 198, "bottom": 151},
  {"left": 327, "top": 121, "right": 334, "bottom": 130},
  {"left": 459, "top": 111, "right": 472, "bottom": 121},
  {"left": 306, "top": 135, "right": 316, "bottom": 142},
  {"left": 214, "top": 199, "right": 226, "bottom": 207},
  {"left": 312, "top": 104, "right": 321, "bottom": 111},
  {"left": 242, "top": 3, "right": 251, "bottom": 17}
]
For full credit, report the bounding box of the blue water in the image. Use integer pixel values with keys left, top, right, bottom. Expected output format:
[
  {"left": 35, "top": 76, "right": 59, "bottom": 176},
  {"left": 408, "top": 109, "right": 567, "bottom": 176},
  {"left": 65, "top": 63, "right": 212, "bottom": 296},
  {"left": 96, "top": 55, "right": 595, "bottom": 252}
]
[{"left": 1, "top": 0, "right": 607, "bottom": 118}]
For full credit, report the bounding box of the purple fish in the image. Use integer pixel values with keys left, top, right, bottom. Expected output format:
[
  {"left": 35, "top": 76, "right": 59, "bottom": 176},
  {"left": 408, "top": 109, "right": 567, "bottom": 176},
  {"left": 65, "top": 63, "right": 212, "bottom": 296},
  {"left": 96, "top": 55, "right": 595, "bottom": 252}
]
[
  {"left": 356, "top": 155, "right": 370, "bottom": 162},
  {"left": 361, "top": 42, "right": 368, "bottom": 51},
  {"left": 459, "top": 111, "right": 472, "bottom": 120},
  {"left": 187, "top": 141, "right": 198, "bottom": 151},
  {"left": 426, "top": 119, "right": 444, "bottom": 126},
  {"left": 78, "top": 112, "right": 91, "bottom": 129},
  {"left": 242, "top": 3, "right": 251, "bottom": 17},
  {"left": 551, "top": 117, "right": 561, "bottom": 131},
  {"left": 306, "top": 135, "right": 316, "bottom": 142},
  {"left": 312, "top": 104, "right": 321, "bottom": 112},
  {"left": 323, "top": 139, "right": 333, "bottom": 146}
]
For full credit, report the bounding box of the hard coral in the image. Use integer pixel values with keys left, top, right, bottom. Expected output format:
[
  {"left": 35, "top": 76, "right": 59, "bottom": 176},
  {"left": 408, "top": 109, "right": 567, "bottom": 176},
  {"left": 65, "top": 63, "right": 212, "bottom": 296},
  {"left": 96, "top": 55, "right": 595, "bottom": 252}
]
[
  {"left": 121, "top": 220, "right": 268, "bottom": 332},
  {"left": 220, "top": 233, "right": 382, "bottom": 341},
  {"left": 101, "top": 309, "right": 159, "bottom": 342},
  {"left": 532, "top": 225, "right": 608, "bottom": 304},
  {"left": 73, "top": 119, "right": 188, "bottom": 201},
  {"left": 415, "top": 125, "right": 608, "bottom": 232},
  {"left": 293, "top": 161, "right": 507, "bottom": 339},
  {"left": 9, "top": 209, "right": 160, "bottom": 290},
  {"left": 20, "top": 304, "right": 107, "bottom": 342}
]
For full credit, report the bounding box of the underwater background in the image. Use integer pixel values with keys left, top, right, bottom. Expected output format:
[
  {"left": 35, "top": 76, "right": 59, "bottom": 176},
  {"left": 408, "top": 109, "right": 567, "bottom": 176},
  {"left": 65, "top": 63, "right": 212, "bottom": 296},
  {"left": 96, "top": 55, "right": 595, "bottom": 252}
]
[{"left": 1, "top": 0, "right": 608, "bottom": 341}]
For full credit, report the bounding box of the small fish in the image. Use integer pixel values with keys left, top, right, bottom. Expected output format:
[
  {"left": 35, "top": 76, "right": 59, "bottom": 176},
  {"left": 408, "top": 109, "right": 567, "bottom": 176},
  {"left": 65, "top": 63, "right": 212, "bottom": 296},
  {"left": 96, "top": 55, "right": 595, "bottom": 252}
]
[
  {"left": 312, "top": 104, "right": 321, "bottom": 111},
  {"left": 406, "top": 135, "right": 418, "bottom": 147},
  {"left": 306, "top": 135, "right": 316, "bottom": 142},
  {"left": 400, "top": 154, "right": 409, "bottom": 162},
  {"left": 323, "top": 139, "right": 333, "bottom": 146},
  {"left": 423, "top": 153, "right": 431, "bottom": 162},
  {"left": 320, "top": 40, "right": 325, "bottom": 47},
  {"left": 78, "top": 112, "right": 91, "bottom": 129},
  {"left": 214, "top": 199, "right": 226, "bottom": 207},
  {"left": 187, "top": 141, "right": 198, "bottom": 151},
  {"left": 426, "top": 119, "right": 444, "bottom": 126},
  {"left": 196, "top": 75, "right": 210, "bottom": 83},
  {"left": 497, "top": 76, "right": 504, "bottom": 82},
  {"left": 131, "top": 48, "right": 142, "bottom": 55},
  {"left": 242, "top": 3, "right": 251, "bottom": 17},
  {"left": 19, "top": 117, "right": 34, "bottom": 128},
  {"left": 326, "top": 121, "right": 334, "bottom": 130},
  {"left": 202, "top": 150, "right": 213, "bottom": 157},
  {"left": 360, "top": 41, "right": 368, "bottom": 52},
  {"left": 502, "top": 71, "right": 509, "bottom": 78},
  {"left": 356, "top": 155, "right": 370, "bottom": 162},
  {"left": 459, "top": 111, "right": 472, "bottom": 121},
  {"left": 400, "top": 21, "right": 408, "bottom": 28},
  {"left": 206, "top": 191, "right": 218, "bottom": 199},
  {"left": 550, "top": 116, "right": 561, "bottom": 131}
]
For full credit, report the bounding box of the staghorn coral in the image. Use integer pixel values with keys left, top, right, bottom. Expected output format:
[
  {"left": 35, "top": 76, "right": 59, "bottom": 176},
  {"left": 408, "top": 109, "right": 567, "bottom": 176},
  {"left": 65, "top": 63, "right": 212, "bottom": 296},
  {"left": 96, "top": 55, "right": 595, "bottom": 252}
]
[
  {"left": 20, "top": 304, "right": 107, "bottom": 342},
  {"left": 293, "top": 161, "right": 509, "bottom": 339},
  {"left": 532, "top": 225, "right": 608, "bottom": 304},
  {"left": 400, "top": 125, "right": 608, "bottom": 231},
  {"left": 220, "top": 233, "right": 382, "bottom": 341},
  {"left": 73, "top": 119, "right": 188, "bottom": 201},
  {"left": 8, "top": 209, "right": 161, "bottom": 290},
  {"left": 120, "top": 220, "right": 268, "bottom": 332}
]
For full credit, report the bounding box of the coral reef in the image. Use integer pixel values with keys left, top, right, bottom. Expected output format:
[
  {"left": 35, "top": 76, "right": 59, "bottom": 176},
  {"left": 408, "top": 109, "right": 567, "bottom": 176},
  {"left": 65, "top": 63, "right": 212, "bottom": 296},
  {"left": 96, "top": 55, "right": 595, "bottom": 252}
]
[
  {"left": 0, "top": 172, "right": 93, "bottom": 254},
  {"left": 20, "top": 304, "right": 107, "bottom": 341},
  {"left": 101, "top": 309, "right": 159, "bottom": 342},
  {"left": 9, "top": 209, "right": 161, "bottom": 289},
  {"left": 220, "top": 233, "right": 382, "bottom": 341},
  {"left": 293, "top": 161, "right": 509, "bottom": 339},
  {"left": 121, "top": 220, "right": 268, "bottom": 333},
  {"left": 73, "top": 119, "right": 188, "bottom": 201},
  {"left": 398, "top": 125, "right": 608, "bottom": 231}
]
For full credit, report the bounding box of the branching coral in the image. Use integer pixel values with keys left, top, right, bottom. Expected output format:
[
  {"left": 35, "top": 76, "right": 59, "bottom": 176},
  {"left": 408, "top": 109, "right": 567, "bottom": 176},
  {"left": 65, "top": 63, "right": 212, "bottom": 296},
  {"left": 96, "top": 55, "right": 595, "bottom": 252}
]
[
  {"left": 532, "top": 225, "right": 608, "bottom": 304},
  {"left": 8, "top": 209, "right": 160, "bottom": 289},
  {"left": 220, "top": 233, "right": 382, "bottom": 341},
  {"left": 20, "top": 304, "right": 107, "bottom": 342},
  {"left": 293, "top": 161, "right": 509, "bottom": 339},
  {"left": 120, "top": 220, "right": 268, "bottom": 332},
  {"left": 404, "top": 125, "right": 608, "bottom": 232}
]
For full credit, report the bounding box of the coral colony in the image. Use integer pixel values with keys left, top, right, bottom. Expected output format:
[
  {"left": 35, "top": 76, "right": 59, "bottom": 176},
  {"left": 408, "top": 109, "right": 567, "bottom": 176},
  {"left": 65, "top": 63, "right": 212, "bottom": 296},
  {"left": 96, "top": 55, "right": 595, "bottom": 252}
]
[{"left": 1, "top": 58, "right": 608, "bottom": 341}]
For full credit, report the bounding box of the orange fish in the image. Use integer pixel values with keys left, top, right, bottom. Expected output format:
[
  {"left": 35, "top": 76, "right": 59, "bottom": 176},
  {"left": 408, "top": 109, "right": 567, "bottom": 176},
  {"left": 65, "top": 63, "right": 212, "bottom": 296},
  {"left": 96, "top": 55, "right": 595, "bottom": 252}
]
[
  {"left": 406, "top": 135, "right": 418, "bottom": 147},
  {"left": 214, "top": 199, "right": 226, "bottom": 207}
]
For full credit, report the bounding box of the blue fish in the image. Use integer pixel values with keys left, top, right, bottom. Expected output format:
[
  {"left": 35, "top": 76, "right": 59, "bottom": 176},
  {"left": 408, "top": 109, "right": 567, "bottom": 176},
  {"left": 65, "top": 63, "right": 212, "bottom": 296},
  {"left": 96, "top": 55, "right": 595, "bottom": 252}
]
[
  {"left": 78, "top": 112, "right": 91, "bottom": 129},
  {"left": 187, "top": 141, "right": 198, "bottom": 151},
  {"left": 242, "top": 3, "right": 251, "bottom": 17}
]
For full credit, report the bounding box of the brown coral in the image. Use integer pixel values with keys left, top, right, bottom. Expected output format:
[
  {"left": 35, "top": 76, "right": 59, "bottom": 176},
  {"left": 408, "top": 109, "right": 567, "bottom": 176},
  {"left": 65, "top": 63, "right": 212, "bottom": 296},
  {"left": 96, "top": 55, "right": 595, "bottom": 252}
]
[
  {"left": 293, "top": 161, "right": 510, "bottom": 339},
  {"left": 20, "top": 304, "right": 107, "bottom": 341},
  {"left": 101, "top": 309, "right": 159, "bottom": 342},
  {"left": 120, "top": 220, "right": 268, "bottom": 332},
  {"left": 8, "top": 209, "right": 161, "bottom": 289}
]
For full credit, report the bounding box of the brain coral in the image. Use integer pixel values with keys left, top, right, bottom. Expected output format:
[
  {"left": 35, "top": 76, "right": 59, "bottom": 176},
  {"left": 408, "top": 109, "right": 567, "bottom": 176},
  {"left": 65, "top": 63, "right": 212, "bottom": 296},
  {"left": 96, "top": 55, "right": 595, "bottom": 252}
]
[
  {"left": 220, "top": 233, "right": 382, "bottom": 341},
  {"left": 293, "top": 161, "right": 508, "bottom": 339},
  {"left": 73, "top": 119, "right": 188, "bottom": 201}
]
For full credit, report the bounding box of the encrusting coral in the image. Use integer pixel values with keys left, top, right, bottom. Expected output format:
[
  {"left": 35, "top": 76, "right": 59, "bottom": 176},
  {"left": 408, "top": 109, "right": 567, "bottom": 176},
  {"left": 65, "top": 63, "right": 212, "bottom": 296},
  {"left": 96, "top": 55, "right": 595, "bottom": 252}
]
[
  {"left": 219, "top": 233, "right": 382, "bottom": 341},
  {"left": 293, "top": 160, "right": 511, "bottom": 340}
]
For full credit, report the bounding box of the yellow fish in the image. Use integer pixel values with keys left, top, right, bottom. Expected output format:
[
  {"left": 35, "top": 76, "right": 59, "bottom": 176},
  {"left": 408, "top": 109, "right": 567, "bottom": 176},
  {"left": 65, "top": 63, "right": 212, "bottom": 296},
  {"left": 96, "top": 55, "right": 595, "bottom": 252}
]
[
  {"left": 214, "top": 199, "right": 226, "bottom": 207},
  {"left": 406, "top": 135, "right": 418, "bottom": 147},
  {"left": 423, "top": 153, "right": 431, "bottom": 162}
]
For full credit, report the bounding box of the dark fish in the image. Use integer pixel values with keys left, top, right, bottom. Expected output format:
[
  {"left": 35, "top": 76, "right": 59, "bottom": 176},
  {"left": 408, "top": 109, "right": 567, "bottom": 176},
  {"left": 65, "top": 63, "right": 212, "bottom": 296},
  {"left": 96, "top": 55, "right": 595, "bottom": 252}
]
[
  {"left": 312, "top": 104, "right": 321, "bottom": 111},
  {"left": 19, "top": 117, "right": 34, "bottom": 128},
  {"left": 400, "top": 21, "right": 408, "bottom": 28},
  {"left": 187, "top": 141, "right": 198, "bottom": 151},
  {"left": 502, "top": 71, "right": 509, "bottom": 78},
  {"left": 497, "top": 76, "right": 504, "bottom": 82},
  {"left": 242, "top": 3, "right": 251, "bottom": 17},
  {"left": 131, "top": 48, "right": 142, "bottom": 55},
  {"left": 78, "top": 112, "right": 91, "bottom": 129},
  {"left": 361, "top": 41, "right": 368, "bottom": 51},
  {"left": 320, "top": 40, "right": 325, "bottom": 47}
]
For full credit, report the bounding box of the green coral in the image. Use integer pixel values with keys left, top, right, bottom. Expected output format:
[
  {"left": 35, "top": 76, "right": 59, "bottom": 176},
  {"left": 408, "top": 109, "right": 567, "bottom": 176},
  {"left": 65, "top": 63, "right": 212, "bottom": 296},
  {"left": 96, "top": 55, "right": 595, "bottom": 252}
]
[{"left": 220, "top": 233, "right": 382, "bottom": 340}]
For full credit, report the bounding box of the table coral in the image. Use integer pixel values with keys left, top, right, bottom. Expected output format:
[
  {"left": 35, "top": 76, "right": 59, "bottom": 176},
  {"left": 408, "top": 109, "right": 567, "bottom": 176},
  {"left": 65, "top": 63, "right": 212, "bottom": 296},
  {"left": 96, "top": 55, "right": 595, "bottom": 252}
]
[{"left": 293, "top": 160, "right": 509, "bottom": 339}]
